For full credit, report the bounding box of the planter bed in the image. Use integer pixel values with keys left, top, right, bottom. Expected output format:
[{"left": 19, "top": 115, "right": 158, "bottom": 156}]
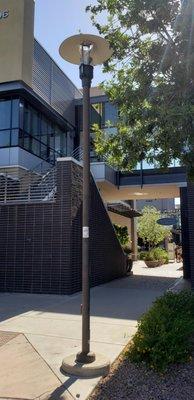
[{"left": 89, "top": 346, "right": 194, "bottom": 400}]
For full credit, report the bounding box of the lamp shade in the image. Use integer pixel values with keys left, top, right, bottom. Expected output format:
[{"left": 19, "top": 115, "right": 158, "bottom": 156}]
[{"left": 59, "top": 33, "right": 112, "bottom": 66}]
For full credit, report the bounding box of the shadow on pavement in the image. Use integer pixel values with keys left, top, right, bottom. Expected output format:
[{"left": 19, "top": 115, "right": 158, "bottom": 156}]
[{"left": 0, "top": 274, "right": 180, "bottom": 324}]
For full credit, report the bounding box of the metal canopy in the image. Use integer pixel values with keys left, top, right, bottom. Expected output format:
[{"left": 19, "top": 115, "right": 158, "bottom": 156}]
[
  {"left": 107, "top": 201, "right": 142, "bottom": 219},
  {"left": 59, "top": 33, "right": 113, "bottom": 66}
]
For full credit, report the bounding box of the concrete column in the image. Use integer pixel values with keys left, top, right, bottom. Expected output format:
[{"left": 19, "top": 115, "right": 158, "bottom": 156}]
[{"left": 130, "top": 200, "right": 138, "bottom": 261}]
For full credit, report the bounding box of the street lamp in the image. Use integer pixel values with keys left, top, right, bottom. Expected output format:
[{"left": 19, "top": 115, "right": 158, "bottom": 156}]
[{"left": 59, "top": 34, "right": 112, "bottom": 377}]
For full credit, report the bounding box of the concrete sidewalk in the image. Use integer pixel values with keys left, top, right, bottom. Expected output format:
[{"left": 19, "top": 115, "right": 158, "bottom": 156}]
[{"left": 0, "top": 262, "right": 182, "bottom": 400}]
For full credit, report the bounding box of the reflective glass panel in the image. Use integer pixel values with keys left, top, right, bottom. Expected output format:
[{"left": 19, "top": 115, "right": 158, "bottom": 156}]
[
  {"left": 0, "top": 100, "right": 11, "bottom": 130},
  {"left": 31, "top": 108, "right": 39, "bottom": 138},
  {"left": 41, "top": 143, "right": 48, "bottom": 160},
  {"left": 23, "top": 133, "right": 31, "bottom": 152},
  {"left": 102, "top": 102, "right": 118, "bottom": 126},
  {"left": 12, "top": 99, "right": 19, "bottom": 128},
  {"left": 24, "top": 105, "right": 31, "bottom": 134},
  {"left": 40, "top": 116, "right": 48, "bottom": 145},
  {"left": 0, "top": 130, "right": 11, "bottom": 147},
  {"left": 11, "top": 129, "right": 19, "bottom": 146},
  {"left": 32, "top": 138, "right": 40, "bottom": 157}
]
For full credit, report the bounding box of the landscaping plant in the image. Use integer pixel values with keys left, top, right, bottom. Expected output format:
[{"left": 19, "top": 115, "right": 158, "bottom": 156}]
[
  {"left": 127, "top": 290, "right": 194, "bottom": 372},
  {"left": 138, "top": 206, "right": 171, "bottom": 250},
  {"left": 140, "top": 248, "right": 169, "bottom": 264},
  {"left": 113, "top": 224, "right": 129, "bottom": 246}
]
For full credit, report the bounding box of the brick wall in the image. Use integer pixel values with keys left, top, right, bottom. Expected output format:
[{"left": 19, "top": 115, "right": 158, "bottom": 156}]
[
  {"left": 186, "top": 183, "right": 194, "bottom": 289},
  {"left": 180, "top": 184, "right": 194, "bottom": 289},
  {"left": 0, "top": 159, "right": 126, "bottom": 294},
  {"left": 180, "top": 187, "right": 191, "bottom": 280}
]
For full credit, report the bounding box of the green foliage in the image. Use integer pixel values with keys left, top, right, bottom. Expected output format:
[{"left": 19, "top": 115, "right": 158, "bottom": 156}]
[
  {"left": 127, "top": 290, "right": 194, "bottom": 372},
  {"left": 138, "top": 206, "right": 171, "bottom": 249},
  {"left": 113, "top": 224, "right": 129, "bottom": 245},
  {"left": 87, "top": 1, "right": 194, "bottom": 177},
  {"left": 139, "top": 251, "right": 148, "bottom": 261},
  {"left": 140, "top": 248, "right": 169, "bottom": 264},
  {"left": 122, "top": 244, "right": 132, "bottom": 255}
]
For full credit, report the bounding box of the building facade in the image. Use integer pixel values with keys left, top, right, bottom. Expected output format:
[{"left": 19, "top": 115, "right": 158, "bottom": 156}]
[{"left": 0, "top": 0, "right": 193, "bottom": 292}]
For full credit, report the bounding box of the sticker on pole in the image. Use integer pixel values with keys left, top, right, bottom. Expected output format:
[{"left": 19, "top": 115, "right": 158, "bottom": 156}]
[{"left": 83, "top": 226, "right": 89, "bottom": 238}]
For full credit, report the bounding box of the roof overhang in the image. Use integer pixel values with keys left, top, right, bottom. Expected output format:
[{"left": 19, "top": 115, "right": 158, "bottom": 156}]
[{"left": 107, "top": 201, "right": 142, "bottom": 218}]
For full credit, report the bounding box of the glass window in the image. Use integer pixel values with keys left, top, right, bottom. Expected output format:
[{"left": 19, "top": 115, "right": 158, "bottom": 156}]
[
  {"left": 55, "top": 127, "right": 66, "bottom": 155},
  {"left": 18, "top": 130, "right": 24, "bottom": 148},
  {"left": 60, "top": 131, "right": 67, "bottom": 156},
  {"left": 24, "top": 105, "right": 31, "bottom": 134},
  {"left": 40, "top": 116, "right": 48, "bottom": 145},
  {"left": 49, "top": 149, "right": 55, "bottom": 164},
  {"left": 31, "top": 108, "right": 39, "bottom": 138},
  {"left": 92, "top": 103, "right": 103, "bottom": 116},
  {"left": 23, "top": 133, "right": 31, "bottom": 152},
  {"left": 91, "top": 104, "right": 101, "bottom": 126},
  {"left": 12, "top": 99, "right": 19, "bottom": 128},
  {"left": 102, "top": 102, "right": 118, "bottom": 126},
  {"left": 66, "top": 131, "right": 74, "bottom": 155},
  {"left": 11, "top": 129, "right": 19, "bottom": 146},
  {"left": 0, "top": 130, "right": 11, "bottom": 147},
  {"left": 32, "top": 138, "right": 40, "bottom": 157},
  {"left": 0, "top": 100, "right": 11, "bottom": 130},
  {"left": 41, "top": 143, "right": 48, "bottom": 160}
]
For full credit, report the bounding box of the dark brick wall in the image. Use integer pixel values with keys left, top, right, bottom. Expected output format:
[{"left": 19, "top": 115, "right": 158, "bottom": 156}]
[
  {"left": 186, "top": 183, "right": 194, "bottom": 289},
  {"left": 70, "top": 161, "right": 127, "bottom": 292},
  {"left": 180, "top": 184, "right": 194, "bottom": 289},
  {"left": 0, "top": 159, "right": 126, "bottom": 294},
  {"left": 180, "top": 187, "right": 191, "bottom": 280}
]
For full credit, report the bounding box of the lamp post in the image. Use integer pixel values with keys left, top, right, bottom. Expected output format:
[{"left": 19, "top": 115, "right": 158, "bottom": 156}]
[{"left": 59, "top": 34, "right": 112, "bottom": 377}]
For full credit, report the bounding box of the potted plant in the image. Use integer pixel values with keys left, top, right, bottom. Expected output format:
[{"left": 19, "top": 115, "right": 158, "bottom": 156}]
[{"left": 140, "top": 248, "right": 169, "bottom": 268}]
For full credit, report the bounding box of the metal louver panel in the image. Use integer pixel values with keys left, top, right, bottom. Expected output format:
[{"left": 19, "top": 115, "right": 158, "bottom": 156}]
[
  {"left": 32, "top": 40, "right": 51, "bottom": 104},
  {"left": 32, "top": 40, "right": 81, "bottom": 126}
]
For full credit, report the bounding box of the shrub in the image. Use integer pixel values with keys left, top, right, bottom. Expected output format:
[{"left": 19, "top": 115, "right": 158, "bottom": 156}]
[
  {"left": 113, "top": 224, "right": 129, "bottom": 246},
  {"left": 127, "top": 291, "right": 194, "bottom": 372},
  {"left": 122, "top": 244, "right": 132, "bottom": 255},
  {"left": 139, "top": 251, "right": 148, "bottom": 260},
  {"left": 140, "top": 248, "right": 169, "bottom": 264},
  {"left": 150, "top": 248, "right": 169, "bottom": 264}
]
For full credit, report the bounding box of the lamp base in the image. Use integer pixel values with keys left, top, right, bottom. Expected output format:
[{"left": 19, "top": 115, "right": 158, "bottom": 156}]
[
  {"left": 76, "top": 351, "right": 95, "bottom": 364},
  {"left": 61, "top": 353, "right": 110, "bottom": 378}
]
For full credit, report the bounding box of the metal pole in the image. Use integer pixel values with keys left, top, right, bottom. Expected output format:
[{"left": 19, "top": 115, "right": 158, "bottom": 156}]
[{"left": 76, "top": 63, "right": 95, "bottom": 364}]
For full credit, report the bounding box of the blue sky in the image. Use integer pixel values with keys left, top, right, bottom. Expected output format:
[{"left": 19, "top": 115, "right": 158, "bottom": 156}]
[{"left": 34, "top": 0, "right": 108, "bottom": 88}]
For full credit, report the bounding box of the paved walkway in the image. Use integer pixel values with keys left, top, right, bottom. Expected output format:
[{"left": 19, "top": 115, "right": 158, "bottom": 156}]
[{"left": 0, "top": 262, "right": 182, "bottom": 400}]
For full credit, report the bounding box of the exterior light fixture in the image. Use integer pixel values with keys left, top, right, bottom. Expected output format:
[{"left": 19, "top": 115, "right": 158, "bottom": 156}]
[
  {"left": 59, "top": 34, "right": 112, "bottom": 377},
  {"left": 134, "top": 192, "right": 148, "bottom": 196}
]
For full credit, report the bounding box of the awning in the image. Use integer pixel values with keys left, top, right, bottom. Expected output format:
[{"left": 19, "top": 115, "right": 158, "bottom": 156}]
[{"left": 107, "top": 201, "right": 142, "bottom": 219}]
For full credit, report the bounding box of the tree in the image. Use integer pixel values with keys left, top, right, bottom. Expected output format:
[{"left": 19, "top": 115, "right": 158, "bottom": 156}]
[
  {"left": 87, "top": 0, "right": 194, "bottom": 178},
  {"left": 138, "top": 206, "right": 171, "bottom": 249}
]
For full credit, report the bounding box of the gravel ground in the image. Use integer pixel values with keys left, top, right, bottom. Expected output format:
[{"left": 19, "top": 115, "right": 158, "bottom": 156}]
[
  {"left": 89, "top": 263, "right": 192, "bottom": 400},
  {"left": 89, "top": 350, "right": 194, "bottom": 400}
]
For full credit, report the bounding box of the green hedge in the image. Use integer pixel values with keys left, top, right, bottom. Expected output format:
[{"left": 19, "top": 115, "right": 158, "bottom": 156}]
[{"left": 127, "top": 291, "right": 194, "bottom": 372}]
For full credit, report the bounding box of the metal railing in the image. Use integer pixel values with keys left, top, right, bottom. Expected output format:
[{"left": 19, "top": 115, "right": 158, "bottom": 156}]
[
  {"left": 71, "top": 146, "right": 83, "bottom": 162},
  {"left": 0, "top": 164, "right": 57, "bottom": 205},
  {"left": 71, "top": 145, "right": 103, "bottom": 163}
]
